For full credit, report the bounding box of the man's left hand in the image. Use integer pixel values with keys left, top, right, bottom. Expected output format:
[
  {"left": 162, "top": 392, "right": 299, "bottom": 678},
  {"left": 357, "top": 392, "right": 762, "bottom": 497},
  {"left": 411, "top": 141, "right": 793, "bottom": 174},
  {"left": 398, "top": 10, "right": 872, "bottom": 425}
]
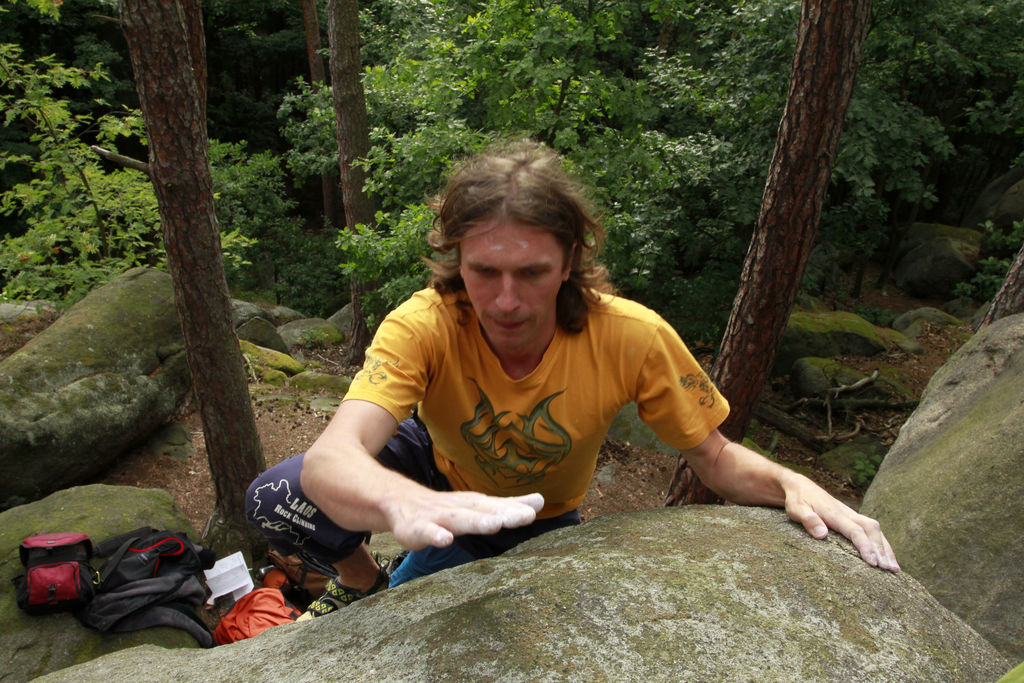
[{"left": 782, "top": 473, "right": 900, "bottom": 572}]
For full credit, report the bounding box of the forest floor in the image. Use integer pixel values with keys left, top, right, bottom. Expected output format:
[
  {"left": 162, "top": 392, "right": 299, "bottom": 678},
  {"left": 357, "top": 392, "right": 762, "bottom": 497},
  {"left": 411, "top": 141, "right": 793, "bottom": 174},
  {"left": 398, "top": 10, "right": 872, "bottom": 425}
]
[{"left": 1, "top": 270, "right": 973, "bottom": 537}]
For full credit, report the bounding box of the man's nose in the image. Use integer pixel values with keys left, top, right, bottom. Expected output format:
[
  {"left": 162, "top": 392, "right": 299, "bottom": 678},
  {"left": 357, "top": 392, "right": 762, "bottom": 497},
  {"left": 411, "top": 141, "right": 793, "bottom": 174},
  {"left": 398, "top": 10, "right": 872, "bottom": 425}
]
[{"left": 494, "top": 274, "right": 520, "bottom": 312}]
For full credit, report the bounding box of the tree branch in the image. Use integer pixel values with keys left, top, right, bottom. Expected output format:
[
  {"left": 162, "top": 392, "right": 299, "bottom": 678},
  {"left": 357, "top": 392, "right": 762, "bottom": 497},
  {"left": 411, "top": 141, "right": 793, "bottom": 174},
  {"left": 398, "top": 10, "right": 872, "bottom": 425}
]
[{"left": 90, "top": 145, "right": 151, "bottom": 176}]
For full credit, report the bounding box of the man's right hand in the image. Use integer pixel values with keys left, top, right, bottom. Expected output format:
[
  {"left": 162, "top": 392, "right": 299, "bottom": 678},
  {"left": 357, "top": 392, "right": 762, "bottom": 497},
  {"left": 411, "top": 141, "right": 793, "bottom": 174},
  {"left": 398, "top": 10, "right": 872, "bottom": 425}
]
[
  {"left": 382, "top": 490, "right": 545, "bottom": 550},
  {"left": 300, "top": 399, "right": 545, "bottom": 550}
]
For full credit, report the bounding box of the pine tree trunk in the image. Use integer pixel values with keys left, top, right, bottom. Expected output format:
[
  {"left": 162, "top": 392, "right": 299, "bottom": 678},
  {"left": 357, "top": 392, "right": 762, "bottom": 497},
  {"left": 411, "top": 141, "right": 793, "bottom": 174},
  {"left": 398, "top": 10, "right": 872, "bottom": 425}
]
[
  {"left": 666, "top": 0, "right": 873, "bottom": 506},
  {"left": 302, "top": 0, "right": 341, "bottom": 229},
  {"left": 979, "top": 239, "right": 1024, "bottom": 327},
  {"left": 327, "top": 0, "right": 375, "bottom": 362},
  {"left": 120, "top": 0, "right": 266, "bottom": 555}
]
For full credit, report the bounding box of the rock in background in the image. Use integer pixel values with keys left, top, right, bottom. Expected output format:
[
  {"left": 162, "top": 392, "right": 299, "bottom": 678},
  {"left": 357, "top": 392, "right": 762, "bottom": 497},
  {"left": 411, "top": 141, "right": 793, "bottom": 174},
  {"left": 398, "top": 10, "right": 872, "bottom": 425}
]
[
  {"left": 861, "top": 312, "right": 1024, "bottom": 663},
  {"left": 0, "top": 268, "right": 191, "bottom": 510},
  {"left": 40, "top": 507, "right": 1008, "bottom": 682},
  {"left": 0, "top": 485, "right": 203, "bottom": 681}
]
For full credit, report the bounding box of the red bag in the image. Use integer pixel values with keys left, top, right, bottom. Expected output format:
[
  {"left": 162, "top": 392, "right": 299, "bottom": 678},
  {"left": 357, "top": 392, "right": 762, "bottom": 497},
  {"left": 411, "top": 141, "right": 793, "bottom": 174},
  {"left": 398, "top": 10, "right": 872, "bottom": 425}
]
[
  {"left": 213, "top": 588, "right": 300, "bottom": 645},
  {"left": 13, "top": 532, "right": 96, "bottom": 614}
]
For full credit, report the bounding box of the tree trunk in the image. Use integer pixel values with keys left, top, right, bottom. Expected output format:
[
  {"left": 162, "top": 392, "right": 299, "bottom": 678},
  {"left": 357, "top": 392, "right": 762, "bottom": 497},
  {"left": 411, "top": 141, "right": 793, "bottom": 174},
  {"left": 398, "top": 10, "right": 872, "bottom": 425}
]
[
  {"left": 979, "top": 239, "right": 1024, "bottom": 327},
  {"left": 327, "top": 0, "right": 375, "bottom": 362},
  {"left": 666, "top": 0, "right": 873, "bottom": 506},
  {"left": 120, "top": 0, "right": 266, "bottom": 556},
  {"left": 302, "top": 0, "right": 341, "bottom": 229}
]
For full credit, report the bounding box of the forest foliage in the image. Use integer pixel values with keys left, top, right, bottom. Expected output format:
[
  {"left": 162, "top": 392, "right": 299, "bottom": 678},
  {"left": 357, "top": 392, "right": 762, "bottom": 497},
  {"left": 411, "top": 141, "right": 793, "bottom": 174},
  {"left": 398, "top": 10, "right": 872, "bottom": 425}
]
[{"left": 1, "top": 0, "right": 1022, "bottom": 341}]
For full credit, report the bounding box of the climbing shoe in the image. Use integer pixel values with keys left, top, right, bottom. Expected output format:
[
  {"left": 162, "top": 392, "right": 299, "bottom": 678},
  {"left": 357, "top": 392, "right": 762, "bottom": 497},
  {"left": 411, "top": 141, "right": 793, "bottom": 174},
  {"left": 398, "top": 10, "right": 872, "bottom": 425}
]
[{"left": 302, "top": 552, "right": 393, "bottom": 619}]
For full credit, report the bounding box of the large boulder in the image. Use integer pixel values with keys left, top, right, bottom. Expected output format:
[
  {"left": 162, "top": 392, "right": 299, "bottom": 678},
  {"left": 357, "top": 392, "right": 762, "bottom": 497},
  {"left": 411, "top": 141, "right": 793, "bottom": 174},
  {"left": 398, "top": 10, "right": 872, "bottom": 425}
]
[
  {"left": 773, "top": 311, "right": 907, "bottom": 376},
  {"left": 277, "top": 318, "right": 344, "bottom": 349},
  {"left": 861, "top": 313, "right": 1024, "bottom": 662},
  {"left": 894, "top": 237, "right": 977, "bottom": 298},
  {"left": 963, "top": 167, "right": 1024, "bottom": 231},
  {"left": 0, "top": 485, "right": 202, "bottom": 681},
  {"left": 40, "top": 507, "right": 1008, "bottom": 682},
  {"left": 892, "top": 223, "right": 983, "bottom": 299},
  {"left": 0, "top": 268, "right": 191, "bottom": 510},
  {"left": 0, "top": 300, "right": 55, "bottom": 323}
]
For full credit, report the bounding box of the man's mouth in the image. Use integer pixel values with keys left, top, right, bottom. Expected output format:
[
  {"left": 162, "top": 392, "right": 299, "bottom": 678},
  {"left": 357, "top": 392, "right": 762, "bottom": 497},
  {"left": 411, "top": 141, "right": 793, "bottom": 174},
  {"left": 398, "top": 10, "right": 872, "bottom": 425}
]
[{"left": 490, "top": 318, "right": 526, "bottom": 331}]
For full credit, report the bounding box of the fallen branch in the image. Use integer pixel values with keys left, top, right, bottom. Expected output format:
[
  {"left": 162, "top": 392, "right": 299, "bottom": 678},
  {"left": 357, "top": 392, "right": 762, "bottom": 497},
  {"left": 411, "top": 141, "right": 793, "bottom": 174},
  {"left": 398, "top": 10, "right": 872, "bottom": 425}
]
[
  {"left": 90, "top": 145, "right": 151, "bottom": 175},
  {"left": 817, "top": 417, "right": 865, "bottom": 443},
  {"left": 829, "top": 369, "right": 878, "bottom": 398},
  {"left": 752, "top": 401, "right": 826, "bottom": 451},
  {"left": 789, "top": 398, "right": 919, "bottom": 412}
]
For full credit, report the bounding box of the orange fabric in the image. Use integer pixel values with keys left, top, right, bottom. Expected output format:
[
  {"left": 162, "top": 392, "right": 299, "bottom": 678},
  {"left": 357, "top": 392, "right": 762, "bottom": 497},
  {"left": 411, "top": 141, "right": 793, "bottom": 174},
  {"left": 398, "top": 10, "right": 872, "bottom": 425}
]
[
  {"left": 261, "top": 568, "right": 287, "bottom": 590},
  {"left": 213, "top": 588, "right": 299, "bottom": 645}
]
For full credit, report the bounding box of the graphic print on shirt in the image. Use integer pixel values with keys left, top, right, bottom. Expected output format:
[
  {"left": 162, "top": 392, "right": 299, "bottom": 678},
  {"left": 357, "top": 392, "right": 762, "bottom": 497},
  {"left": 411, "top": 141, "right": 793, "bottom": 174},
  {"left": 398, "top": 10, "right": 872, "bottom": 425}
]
[
  {"left": 460, "top": 379, "right": 572, "bottom": 487},
  {"left": 355, "top": 351, "right": 397, "bottom": 385},
  {"left": 680, "top": 371, "right": 717, "bottom": 408}
]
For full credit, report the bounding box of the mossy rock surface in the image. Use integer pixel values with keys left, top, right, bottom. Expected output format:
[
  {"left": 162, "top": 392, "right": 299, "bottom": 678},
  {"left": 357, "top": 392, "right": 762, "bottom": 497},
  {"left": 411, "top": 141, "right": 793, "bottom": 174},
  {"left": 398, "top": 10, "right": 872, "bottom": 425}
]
[
  {"left": 239, "top": 339, "right": 304, "bottom": 376},
  {"left": 236, "top": 316, "right": 288, "bottom": 354},
  {"left": 277, "top": 319, "right": 343, "bottom": 348},
  {"left": 775, "top": 311, "right": 890, "bottom": 376},
  {"left": 0, "top": 268, "right": 190, "bottom": 510},
  {"left": 862, "top": 313, "right": 1024, "bottom": 662},
  {"left": 288, "top": 370, "right": 352, "bottom": 395},
  {"left": 0, "top": 485, "right": 201, "bottom": 681},
  {"left": 41, "top": 507, "right": 1007, "bottom": 682}
]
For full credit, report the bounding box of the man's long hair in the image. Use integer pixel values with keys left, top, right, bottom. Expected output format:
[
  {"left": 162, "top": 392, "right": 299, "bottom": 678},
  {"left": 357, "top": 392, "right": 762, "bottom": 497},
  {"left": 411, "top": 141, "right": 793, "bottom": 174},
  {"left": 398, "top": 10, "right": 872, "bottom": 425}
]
[{"left": 427, "top": 140, "right": 612, "bottom": 332}]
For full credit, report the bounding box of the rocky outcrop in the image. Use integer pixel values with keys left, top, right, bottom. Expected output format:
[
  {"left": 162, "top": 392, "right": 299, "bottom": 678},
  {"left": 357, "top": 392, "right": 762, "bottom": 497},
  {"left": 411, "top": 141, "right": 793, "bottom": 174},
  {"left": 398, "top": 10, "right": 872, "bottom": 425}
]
[
  {"left": 40, "top": 507, "right": 1008, "bottom": 682},
  {"left": 0, "top": 300, "right": 54, "bottom": 323},
  {"left": 0, "top": 268, "right": 191, "bottom": 510},
  {"left": 861, "top": 313, "right": 1024, "bottom": 662},
  {"left": 773, "top": 310, "right": 917, "bottom": 376},
  {"left": 0, "top": 485, "right": 203, "bottom": 681},
  {"left": 892, "top": 223, "right": 983, "bottom": 299},
  {"left": 277, "top": 318, "right": 344, "bottom": 348},
  {"left": 963, "top": 167, "right": 1024, "bottom": 232}
]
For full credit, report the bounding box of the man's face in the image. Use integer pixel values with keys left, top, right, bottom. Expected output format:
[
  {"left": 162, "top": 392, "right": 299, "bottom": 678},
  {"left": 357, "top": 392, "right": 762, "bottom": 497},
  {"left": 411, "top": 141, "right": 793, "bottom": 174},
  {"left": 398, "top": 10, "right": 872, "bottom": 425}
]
[{"left": 459, "top": 220, "right": 571, "bottom": 372}]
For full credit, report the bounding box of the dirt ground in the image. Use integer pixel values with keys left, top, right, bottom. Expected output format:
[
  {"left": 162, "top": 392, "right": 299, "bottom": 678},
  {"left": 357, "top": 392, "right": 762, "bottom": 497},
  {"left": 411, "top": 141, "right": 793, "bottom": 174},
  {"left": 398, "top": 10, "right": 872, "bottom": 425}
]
[{"left": 2, "top": 277, "right": 971, "bottom": 538}]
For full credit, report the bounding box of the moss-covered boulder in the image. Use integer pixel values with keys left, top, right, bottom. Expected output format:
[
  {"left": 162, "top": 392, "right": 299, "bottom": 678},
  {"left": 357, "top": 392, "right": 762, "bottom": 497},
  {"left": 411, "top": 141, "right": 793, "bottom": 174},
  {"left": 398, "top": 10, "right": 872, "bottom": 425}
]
[
  {"left": 891, "top": 306, "right": 963, "bottom": 338},
  {"left": 40, "top": 506, "right": 1008, "bottom": 682},
  {"left": 229, "top": 299, "right": 275, "bottom": 329},
  {"left": 0, "top": 268, "right": 190, "bottom": 510},
  {"left": 893, "top": 224, "right": 983, "bottom": 299},
  {"left": 0, "top": 485, "right": 202, "bottom": 681},
  {"left": 861, "top": 313, "right": 1024, "bottom": 662},
  {"left": 239, "top": 340, "right": 304, "bottom": 376},
  {"left": 236, "top": 316, "right": 289, "bottom": 354},
  {"left": 790, "top": 357, "right": 915, "bottom": 401},
  {"left": 277, "top": 318, "right": 344, "bottom": 348},
  {"left": 774, "top": 311, "right": 894, "bottom": 376},
  {"left": 288, "top": 370, "right": 352, "bottom": 395}
]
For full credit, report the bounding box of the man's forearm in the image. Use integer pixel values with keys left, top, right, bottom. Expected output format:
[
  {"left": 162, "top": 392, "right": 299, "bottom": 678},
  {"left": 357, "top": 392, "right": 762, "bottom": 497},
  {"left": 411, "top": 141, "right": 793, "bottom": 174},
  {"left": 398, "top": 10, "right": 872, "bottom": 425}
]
[{"left": 682, "top": 431, "right": 804, "bottom": 507}]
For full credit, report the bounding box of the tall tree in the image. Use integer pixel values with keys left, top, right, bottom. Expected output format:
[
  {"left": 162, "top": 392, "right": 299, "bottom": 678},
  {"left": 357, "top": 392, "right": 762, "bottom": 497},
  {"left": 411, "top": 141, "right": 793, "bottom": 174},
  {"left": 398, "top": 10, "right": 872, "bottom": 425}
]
[
  {"left": 666, "top": 0, "right": 873, "bottom": 506},
  {"left": 302, "top": 0, "right": 341, "bottom": 229},
  {"left": 120, "top": 0, "right": 266, "bottom": 553},
  {"left": 327, "top": 0, "right": 375, "bottom": 361},
  {"left": 979, "top": 239, "right": 1024, "bottom": 327}
]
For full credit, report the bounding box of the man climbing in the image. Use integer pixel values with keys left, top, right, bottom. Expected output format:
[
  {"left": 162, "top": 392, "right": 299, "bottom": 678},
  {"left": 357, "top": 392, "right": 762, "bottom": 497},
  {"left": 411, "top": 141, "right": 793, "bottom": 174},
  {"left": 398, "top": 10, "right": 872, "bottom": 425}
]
[{"left": 246, "top": 140, "right": 899, "bottom": 617}]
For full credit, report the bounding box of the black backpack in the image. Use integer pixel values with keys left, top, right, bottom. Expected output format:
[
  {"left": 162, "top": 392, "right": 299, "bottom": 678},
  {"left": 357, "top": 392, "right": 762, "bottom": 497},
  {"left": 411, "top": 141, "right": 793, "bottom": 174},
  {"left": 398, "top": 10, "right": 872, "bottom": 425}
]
[{"left": 77, "top": 528, "right": 218, "bottom": 647}]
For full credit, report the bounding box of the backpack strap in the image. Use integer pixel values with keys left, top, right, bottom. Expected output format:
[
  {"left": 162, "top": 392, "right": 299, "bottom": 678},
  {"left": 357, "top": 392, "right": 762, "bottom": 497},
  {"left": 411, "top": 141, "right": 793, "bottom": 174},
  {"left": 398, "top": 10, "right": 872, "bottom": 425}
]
[{"left": 94, "top": 527, "right": 157, "bottom": 558}]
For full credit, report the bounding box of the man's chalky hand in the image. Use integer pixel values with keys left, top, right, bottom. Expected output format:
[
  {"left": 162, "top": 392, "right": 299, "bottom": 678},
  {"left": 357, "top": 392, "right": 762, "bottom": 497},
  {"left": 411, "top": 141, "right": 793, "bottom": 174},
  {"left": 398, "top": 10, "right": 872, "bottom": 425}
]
[{"left": 386, "top": 490, "right": 545, "bottom": 551}]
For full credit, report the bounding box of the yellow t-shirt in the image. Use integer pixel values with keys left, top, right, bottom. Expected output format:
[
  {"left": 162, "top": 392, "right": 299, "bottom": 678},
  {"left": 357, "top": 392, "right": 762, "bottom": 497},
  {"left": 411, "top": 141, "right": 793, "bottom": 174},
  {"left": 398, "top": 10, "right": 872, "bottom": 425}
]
[{"left": 344, "top": 288, "right": 729, "bottom": 517}]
